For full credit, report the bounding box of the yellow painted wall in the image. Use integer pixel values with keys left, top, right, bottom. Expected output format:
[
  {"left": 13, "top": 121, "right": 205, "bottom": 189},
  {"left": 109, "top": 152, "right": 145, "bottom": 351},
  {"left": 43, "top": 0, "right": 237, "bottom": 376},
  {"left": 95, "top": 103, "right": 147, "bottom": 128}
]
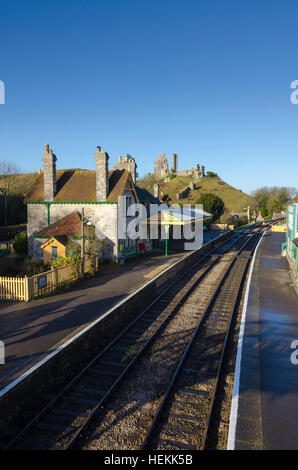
[{"left": 42, "top": 239, "right": 66, "bottom": 264}]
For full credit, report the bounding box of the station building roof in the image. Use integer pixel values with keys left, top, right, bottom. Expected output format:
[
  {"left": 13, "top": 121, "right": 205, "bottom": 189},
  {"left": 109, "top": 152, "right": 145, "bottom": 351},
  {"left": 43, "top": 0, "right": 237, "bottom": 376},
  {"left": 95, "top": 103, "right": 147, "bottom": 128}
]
[
  {"left": 25, "top": 169, "right": 137, "bottom": 203},
  {"left": 35, "top": 211, "right": 81, "bottom": 239}
]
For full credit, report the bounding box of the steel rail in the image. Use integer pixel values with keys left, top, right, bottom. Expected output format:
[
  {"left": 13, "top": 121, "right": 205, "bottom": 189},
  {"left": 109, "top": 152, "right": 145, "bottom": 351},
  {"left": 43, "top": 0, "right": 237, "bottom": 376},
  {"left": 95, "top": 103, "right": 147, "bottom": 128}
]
[
  {"left": 140, "top": 228, "right": 266, "bottom": 450},
  {"left": 3, "top": 230, "right": 239, "bottom": 449},
  {"left": 63, "top": 228, "right": 261, "bottom": 449},
  {"left": 65, "top": 229, "right": 270, "bottom": 450},
  {"left": 64, "top": 225, "right": 272, "bottom": 450}
]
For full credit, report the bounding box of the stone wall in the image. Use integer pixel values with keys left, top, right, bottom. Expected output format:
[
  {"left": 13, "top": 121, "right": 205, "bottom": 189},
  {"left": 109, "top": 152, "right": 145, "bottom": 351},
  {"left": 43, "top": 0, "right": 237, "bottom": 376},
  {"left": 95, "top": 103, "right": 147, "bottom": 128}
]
[
  {"left": 28, "top": 203, "right": 118, "bottom": 260},
  {"left": 176, "top": 182, "right": 196, "bottom": 200},
  {"left": 28, "top": 198, "right": 153, "bottom": 261},
  {"left": 27, "top": 204, "right": 48, "bottom": 257},
  {"left": 176, "top": 164, "right": 205, "bottom": 179}
]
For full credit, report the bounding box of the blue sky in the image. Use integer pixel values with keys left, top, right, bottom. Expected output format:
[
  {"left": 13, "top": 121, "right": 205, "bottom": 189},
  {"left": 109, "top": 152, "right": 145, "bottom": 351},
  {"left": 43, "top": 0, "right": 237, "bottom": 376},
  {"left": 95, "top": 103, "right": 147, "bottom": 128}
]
[{"left": 0, "top": 0, "right": 298, "bottom": 194}]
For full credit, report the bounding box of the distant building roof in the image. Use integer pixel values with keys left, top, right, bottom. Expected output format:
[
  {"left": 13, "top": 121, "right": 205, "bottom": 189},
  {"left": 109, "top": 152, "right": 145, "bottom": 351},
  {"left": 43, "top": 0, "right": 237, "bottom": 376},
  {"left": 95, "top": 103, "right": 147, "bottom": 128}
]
[
  {"left": 141, "top": 205, "right": 212, "bottom": 225},
  {"left": 290, "top": 197, "right": 298, "bottom": 203},
  {"left": 35, "top": 211, "right": 81, "bottom": 239},
  {"left": 25, "top": 169, "right": 136, "bottom": 203}
]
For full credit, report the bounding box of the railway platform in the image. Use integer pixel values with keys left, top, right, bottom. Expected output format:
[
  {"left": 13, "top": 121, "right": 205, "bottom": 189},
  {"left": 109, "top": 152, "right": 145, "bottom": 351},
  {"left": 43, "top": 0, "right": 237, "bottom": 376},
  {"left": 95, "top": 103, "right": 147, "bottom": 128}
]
[{"left": 228, "top": 231, "right": 298, "bottom": 450}]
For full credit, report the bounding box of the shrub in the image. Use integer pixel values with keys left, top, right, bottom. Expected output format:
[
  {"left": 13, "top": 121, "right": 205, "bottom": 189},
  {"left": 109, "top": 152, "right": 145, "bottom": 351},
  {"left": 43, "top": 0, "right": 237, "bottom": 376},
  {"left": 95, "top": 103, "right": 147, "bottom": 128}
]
[
  {"left": 12, "top": 231, "right": 27, "bottom": 258},
  {"left": 206, "top": 171, "right": 218, "bottom": 178},
  {"left": 237, "top": 215, "right": 248, "bottom": 226},
  {"left": 52, "top": 254, "right": 81, "bottom": 278},
  {"left": 196, "top": 193, "right": 224, "bottom": 222},
  {"left": 260, "top": 206, "right": 268, "bottom": 218},
  {"left": 24, "top": 258, "right": 50, "bottom": 275},
  {"left": 52, "top": 254, "right": 80, "bottom": 268}
]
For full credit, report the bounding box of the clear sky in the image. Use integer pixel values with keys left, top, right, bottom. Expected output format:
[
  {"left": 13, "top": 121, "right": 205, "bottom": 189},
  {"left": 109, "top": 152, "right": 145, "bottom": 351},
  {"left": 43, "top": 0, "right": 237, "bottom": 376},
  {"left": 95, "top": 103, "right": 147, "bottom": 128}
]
[{"left": 0, "top": 0, "right": 298, "bottom": 194}]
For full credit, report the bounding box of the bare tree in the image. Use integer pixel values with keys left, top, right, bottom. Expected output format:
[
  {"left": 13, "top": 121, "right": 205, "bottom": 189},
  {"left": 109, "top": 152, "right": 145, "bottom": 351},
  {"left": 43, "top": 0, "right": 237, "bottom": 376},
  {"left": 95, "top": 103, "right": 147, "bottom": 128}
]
[
  {"left": 0, "top": 161, "right": 21, "bottom": 225},
  {"left": 251, "top": 186, "right": 298, "bottom": 217}
]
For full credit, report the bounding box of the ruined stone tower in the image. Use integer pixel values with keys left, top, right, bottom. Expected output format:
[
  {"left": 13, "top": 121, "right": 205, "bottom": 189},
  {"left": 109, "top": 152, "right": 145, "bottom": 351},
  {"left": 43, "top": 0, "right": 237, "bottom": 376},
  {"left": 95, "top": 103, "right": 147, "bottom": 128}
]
[
  {"left": 154, "top": 153, "right": 169, "bottom": 179},
  {"left": 172, "top": 153, "right": 178, "bottom": 172}
]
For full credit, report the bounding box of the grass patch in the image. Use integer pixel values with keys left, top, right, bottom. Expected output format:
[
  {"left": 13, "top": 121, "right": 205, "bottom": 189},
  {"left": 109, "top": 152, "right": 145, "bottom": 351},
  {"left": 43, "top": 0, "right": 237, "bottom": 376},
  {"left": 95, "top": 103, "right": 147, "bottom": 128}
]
[{"left": 138, "top": 175, "right": 256, "bottom": 213}]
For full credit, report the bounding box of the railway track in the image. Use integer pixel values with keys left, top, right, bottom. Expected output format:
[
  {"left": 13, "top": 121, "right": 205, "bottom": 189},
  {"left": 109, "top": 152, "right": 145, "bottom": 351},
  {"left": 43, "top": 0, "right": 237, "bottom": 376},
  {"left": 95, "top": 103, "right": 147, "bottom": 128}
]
[
  {"left": 3, "top": 223, "right": 273, "bottom": 450},
  {"left": 141, "top": 229, "right": 262, "bottom": 450}
]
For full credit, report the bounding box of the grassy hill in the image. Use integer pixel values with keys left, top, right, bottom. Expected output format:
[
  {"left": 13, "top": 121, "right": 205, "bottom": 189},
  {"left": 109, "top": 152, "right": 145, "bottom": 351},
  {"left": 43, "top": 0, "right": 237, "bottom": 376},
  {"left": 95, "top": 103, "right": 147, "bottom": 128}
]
[
  {"left": 0, "top": 172, "right": 39, "bottom": 197},
  {"left": 0, "top": 172, "right": 39, "bottom": 225},
  {"left": 137, "top": 174, "right": 256, "bottom": 214}
]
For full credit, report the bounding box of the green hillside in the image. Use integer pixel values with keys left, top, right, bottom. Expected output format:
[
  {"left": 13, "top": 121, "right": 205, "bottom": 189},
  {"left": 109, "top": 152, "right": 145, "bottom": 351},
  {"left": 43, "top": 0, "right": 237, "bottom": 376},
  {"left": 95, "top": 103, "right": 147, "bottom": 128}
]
[
  {"left": 0, "top": 172, "right": 39, "bottom": 197},
  {"left": 0, "top": 172, "right": 39, "bottom": 225},
  {"left": 137, "top": 174, "right": 256, "bottom": 214}
]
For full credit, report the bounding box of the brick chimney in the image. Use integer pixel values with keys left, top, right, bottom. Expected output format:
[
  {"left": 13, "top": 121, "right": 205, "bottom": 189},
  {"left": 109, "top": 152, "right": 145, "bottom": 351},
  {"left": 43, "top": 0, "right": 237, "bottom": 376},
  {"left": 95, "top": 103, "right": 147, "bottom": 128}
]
[
  {"left": 42, "top": 144, "right": 57, "bottom": 202},
  {"left": 113, "top": 154, "right": 137, "bottom": 184},
  {"left": 94, "top": 146, "right": 109, "bottom": 201}
]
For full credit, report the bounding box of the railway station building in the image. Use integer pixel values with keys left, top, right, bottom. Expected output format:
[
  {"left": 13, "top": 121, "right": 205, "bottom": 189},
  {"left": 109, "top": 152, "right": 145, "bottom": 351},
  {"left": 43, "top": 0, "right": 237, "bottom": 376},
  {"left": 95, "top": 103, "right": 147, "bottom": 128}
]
[{"left": 26, "top": 144, "right": 160, "bottom": 263}]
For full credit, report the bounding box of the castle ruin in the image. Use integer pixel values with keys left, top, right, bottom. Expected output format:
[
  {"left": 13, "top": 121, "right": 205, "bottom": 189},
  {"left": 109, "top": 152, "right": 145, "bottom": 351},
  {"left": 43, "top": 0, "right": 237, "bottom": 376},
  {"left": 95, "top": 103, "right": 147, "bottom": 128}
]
[
  {"left": 153, "top": 153, "right": 205, "bottom": 180},
  {"left": 154, "top": 153, "right": 169, "bottom": 179}
]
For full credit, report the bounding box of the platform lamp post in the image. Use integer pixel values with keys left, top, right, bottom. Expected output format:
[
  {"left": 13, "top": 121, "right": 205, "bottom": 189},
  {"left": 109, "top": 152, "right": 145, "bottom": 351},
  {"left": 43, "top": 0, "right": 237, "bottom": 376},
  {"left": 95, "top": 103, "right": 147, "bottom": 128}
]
[
  {"left": 80, "top": 208, "right": 93, "bottom": 277},
  {"left": 165, "top": 224, "right": 169, "bottom": 257}
]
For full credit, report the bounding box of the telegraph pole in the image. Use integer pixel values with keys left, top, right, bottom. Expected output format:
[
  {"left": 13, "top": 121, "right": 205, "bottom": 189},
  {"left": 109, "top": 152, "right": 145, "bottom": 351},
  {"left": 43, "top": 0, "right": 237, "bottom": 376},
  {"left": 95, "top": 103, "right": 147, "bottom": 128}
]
[{"left": 243, "top": 206, "right": 250, "bottom": 224}]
